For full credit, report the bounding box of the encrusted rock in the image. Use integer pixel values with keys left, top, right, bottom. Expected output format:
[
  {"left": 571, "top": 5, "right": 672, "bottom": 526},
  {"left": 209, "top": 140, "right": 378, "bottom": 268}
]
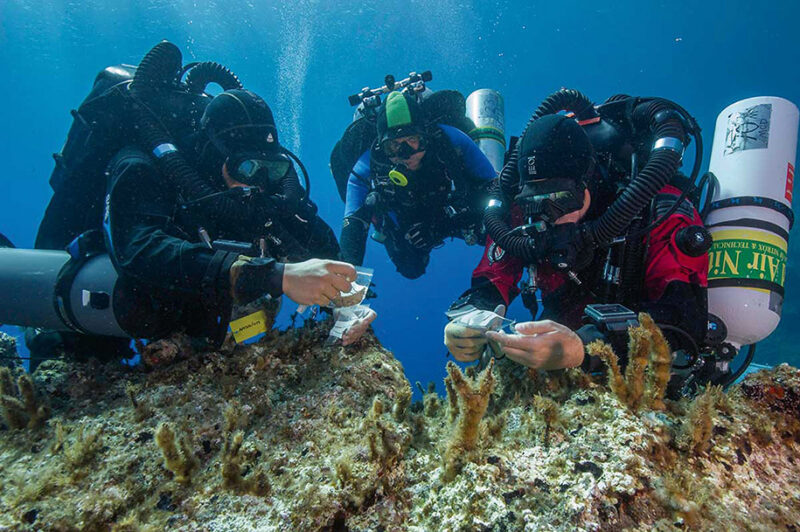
[{"left": 0, "top": 323, "right": 798, "bottom": 530}]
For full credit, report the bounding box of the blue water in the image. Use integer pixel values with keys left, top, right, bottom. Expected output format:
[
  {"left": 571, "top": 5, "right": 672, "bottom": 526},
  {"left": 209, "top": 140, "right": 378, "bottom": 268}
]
[{"left": 1, "top": 1, "right": 799, "bottom": 393}]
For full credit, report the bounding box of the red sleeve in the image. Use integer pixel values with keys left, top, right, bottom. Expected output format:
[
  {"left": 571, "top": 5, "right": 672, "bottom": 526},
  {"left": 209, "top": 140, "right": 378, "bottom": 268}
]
[
  {"left": 471, "top": 207, "right": 525, "bottom": 305},
  {"left": 643, "top": 185, "right": 709, "bottom": 301}
]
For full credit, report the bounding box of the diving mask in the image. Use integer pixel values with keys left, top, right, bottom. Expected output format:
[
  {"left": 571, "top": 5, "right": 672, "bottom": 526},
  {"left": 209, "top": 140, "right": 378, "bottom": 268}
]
[
  {"left": 383, "top": 134, "right": 426, "bottom": 159},
  {"left": 227, "top": 152, "right": 291, "bottom": 191},
  {"left": 515, "top": 178, "right": 585, "bottom": 224}
]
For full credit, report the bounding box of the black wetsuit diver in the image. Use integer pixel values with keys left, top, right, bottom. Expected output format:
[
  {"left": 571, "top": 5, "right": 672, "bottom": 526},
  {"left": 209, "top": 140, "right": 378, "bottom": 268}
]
[{"left": 31, "top": 83, "right": 339, "bottom": 366}]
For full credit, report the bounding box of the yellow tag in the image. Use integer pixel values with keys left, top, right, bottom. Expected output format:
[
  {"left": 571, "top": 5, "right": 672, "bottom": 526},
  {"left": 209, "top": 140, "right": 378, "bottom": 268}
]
[
  {"left": 229, "top": 310, "right": 269, "bottom": 343},
  {"left": 388, "top": 169, "right": 409, "bottom": 187}
]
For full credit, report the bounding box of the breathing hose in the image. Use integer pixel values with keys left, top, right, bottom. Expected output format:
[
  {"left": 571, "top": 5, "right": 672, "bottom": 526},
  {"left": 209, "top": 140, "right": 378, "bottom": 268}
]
[
  {"left": 722, "top": 344, "right": 756, "bottom": 389},
  {"left": 130, "top": 41, "right": 282, "bottom": 224},
  {"left": 184, "top": 61, "right": 243, "bottom": 93},
  {"left": 485, "top": 89, "right": 694, "bottom": 263},
  {"left": 281, "top": 147, "right": 312, "bottom": 200},
  {"left": 590, "top": 98, "right": 689, "bottom": 244}
]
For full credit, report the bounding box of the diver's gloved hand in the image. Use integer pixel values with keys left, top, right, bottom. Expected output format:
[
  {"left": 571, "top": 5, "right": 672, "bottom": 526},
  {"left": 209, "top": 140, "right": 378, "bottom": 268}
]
[
  {"left": 229, "top": 256, "right": 285, "bottom": 305},
  {"left": 485, "top": 320, "right": 585, "bottom": 370},
  {"left": 547, "top": 223, "right": 595, "bottom": 271},
  {"left": 404, "top": 222, "right": 439, "bottom": 250},
  {"left": 444, "top": 304, "right": 506, "bottom": 362},
  {"left": 282, "top": 258, "right": 357, "bottom": 307}
]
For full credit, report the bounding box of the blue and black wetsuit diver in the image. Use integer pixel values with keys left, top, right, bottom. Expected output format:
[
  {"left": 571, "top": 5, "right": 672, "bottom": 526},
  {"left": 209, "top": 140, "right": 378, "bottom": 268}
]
[
  {"left": 339, "top": 91, "right": 496, "bottom": 279},
  {"left": 24, "top": 42, "right": 344, "bottom": 367}
]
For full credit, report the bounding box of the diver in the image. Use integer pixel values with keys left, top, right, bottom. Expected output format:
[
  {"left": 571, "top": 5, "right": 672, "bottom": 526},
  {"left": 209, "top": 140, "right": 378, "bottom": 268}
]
[
  {"left": 444, "top": 92, "right": 711, "bottom": 389},
  {"left": 11, "top": 41, "right": 375, "bottom": 367},
  {"left": 339, "top": 90, "right": 497, "bottom": 279}
]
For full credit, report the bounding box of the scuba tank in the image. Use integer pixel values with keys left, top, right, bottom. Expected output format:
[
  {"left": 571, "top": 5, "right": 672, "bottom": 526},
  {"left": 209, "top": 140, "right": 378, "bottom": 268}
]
[
  {"left": 0, "top": 238, "right": 128, "bottom": 338},
  {"left": 705, "top": 97, "right": 799, "bottom": 349},
  {"left": 466, "top": 89, "right": 506, "bottom": 174}
]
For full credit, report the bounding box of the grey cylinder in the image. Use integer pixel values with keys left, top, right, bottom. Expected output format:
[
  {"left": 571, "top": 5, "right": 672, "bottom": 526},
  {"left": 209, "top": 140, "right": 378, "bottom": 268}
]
[
  {"left": 0, "top": 248, "right": 129, "bottom": 337},
  {"left": 466, "top": 89, "right": 506, "bottom": 174}
]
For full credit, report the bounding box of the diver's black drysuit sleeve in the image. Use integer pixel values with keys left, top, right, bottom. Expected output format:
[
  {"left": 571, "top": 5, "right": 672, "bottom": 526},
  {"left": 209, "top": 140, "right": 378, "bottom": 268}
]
[
  {"left": 104, "top": 147, "right": 283, "bottom": 301},
  {"left": 339, "top": 206, "right": 371, "bottom": 266}
]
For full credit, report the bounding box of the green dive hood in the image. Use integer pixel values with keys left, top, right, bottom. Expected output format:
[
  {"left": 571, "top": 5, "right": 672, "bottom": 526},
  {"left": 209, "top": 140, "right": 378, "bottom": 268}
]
[{"left": 376, "top": 91, "right": 425, "bottom": 144}]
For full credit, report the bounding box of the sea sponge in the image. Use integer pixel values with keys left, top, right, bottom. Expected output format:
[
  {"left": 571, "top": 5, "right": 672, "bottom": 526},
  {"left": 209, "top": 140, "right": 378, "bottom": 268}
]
[
  {"left": 125, "top": 382, "right": 153, "bottom": 423},
  {"left": 363, "top": 397, "right": 407, "bottom": 468},
  {"left": 641, "top": 314, "right": 672, "bottom": 411},
  {"left": 678, "top": 385, "right": 721, "bottom": 455},
  {"left": 221, "top": 430, "right": 270, "bottom": 496},
  {"left": 420, "top": 381, "right": 441, "bottom": 417},
  {"left": 63, "top": 423, "right": 104, "bottom": 471},
  {"left": 443, "top": 359, "right": 496, "bottom": 480},
  {"left": 624, "top": 323, "right": 652, "bottom": 411},
  {"left": 0, "top": 367, "right": 50, "bottom": 429},
  {"left": 532, "top": 395, "right": 561, "bottom": 449},
  {"left": 155, "top": 422, "right": 198, "bottom": 484},
  {"left": 585, "top": 313, "right": 672, "bottom": 412},
  {"left": 393, "top": 383, "right": 412, "bottom": 422}
]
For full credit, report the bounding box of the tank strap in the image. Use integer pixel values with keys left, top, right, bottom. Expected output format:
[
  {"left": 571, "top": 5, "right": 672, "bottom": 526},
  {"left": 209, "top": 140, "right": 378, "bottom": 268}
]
[
  {"left": 705, "top": 218, "right": 790, "bottom": 243},
  {"left": 707, "top": 196, "right": 794, "bottom": 229},
  {"left": 53, "top": 230, "right": 108, "bottom": 334},
  {"left": 707, "top": 277, "right": 785, "bottom": 298}
]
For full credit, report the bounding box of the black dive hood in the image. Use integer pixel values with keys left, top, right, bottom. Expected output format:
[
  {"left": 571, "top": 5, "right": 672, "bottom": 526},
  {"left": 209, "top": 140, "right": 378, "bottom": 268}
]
[
  {"left": 513, "top": 114, "right": 596, "bottom": 223},
  {"left": 484, "top": 88, "right": 702, "bottom": 264}
]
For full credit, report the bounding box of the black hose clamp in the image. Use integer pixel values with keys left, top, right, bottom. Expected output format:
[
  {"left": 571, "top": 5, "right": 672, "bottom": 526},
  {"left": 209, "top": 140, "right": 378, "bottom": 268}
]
[{"left": 653, "top": 108, "right": 692, "bottom": 134}]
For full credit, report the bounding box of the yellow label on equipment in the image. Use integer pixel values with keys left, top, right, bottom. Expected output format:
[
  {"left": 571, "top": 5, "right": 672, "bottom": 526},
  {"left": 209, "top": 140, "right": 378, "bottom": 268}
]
[
  {"left": 708, "top": 228, "right": 788, "bottom": 287},
  {"left": 229, "top": 310, "right": 269, "bottom": 343}
]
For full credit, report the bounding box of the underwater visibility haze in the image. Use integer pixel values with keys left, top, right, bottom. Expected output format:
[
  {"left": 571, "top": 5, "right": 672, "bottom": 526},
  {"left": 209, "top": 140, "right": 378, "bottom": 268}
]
[
  {"left": 2, "top": 2, "right": 800, "bottom": 530},
  {"left": 2, "top": 0, "right": 800, "bottom": 390}
]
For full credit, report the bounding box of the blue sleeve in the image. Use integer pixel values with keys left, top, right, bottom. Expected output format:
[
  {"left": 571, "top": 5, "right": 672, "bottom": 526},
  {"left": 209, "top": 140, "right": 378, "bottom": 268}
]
[
  {"left": 344, "top": 150, "right": 371, "bottom": 219},
  {"left": 439, "top": 124, "right": 497, "bottom": 181}
]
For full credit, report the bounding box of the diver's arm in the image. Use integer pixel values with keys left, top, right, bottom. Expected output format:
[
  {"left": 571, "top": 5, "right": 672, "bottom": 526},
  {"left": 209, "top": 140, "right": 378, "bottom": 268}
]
[
  {"left": 340, "top": 212, "right": 370, "bottom": 266},
  {"left": 105, "top": 149, "right": 268, "bottom": 303},
  {"left": 339, "top": 153, "right": 373, "bottom": 266},
  {"left": 439, "top": 124, "right": 497, "bottom": 181}
]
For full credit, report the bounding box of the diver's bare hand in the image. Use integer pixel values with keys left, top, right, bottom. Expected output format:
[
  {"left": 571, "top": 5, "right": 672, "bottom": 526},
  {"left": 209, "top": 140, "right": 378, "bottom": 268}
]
[
  {"left": 282, "top": 259, "right": 356, "bottom": 307},
  {"left": 485, "top": 320, "right": 584, "bottom": 370},
  {"left": 444, "top": 304, "right": 505, "bottom": 362},
  {"left": 342, "top": 308, "right": 377, "bottom": 346}
]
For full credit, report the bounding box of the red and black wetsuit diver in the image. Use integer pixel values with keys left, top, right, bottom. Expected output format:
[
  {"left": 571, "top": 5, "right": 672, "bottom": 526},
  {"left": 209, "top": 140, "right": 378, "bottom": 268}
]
[{"left": 445, "top": 91, "right": 710, "bottom": 397}]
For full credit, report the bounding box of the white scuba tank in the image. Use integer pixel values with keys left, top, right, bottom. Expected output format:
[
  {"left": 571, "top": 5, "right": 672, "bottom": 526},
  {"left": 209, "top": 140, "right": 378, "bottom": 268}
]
[
  {"left": 706, "top": 96, "right": 799, "bottom": 347},
  {"left": 466, "top": 89, "right": 506, "bottom": 174}
]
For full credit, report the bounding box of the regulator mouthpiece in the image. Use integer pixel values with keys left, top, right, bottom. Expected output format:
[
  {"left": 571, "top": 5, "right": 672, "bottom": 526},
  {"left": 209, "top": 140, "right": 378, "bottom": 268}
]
[{"left": 516, "top": 178, "right": 585, "bottom": 224}]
